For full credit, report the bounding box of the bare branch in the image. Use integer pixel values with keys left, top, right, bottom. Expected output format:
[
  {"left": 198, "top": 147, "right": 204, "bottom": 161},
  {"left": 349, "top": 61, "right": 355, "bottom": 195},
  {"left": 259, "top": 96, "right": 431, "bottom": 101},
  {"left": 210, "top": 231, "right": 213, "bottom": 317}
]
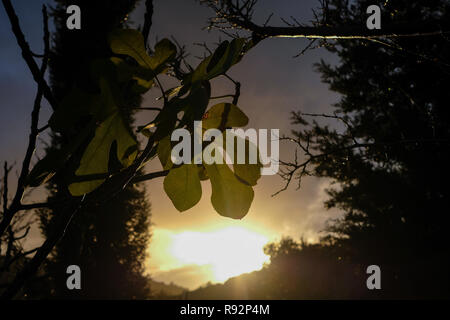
[
  {"left": 201, "top": 0, "right": 448, "bottom": 41},
  {"left": 142, "top": 0, "right": 154, "bottom": 48},
  {"left": 12, "top": 226, "right": 30, "bottom": 241},
  {"left": 2, "top": 162, "right": 11, "bottom": 214},
  {"left": 18, "top": 202, "right": 58, "bottom": 211},
  {"left": 210, "top": 94, "right": 236, "bottom": 100},
  {"left": 131, "top": 170, "right": 169, "bottom": 184},
  {"left": 1, "top": 0, "right": 57, "bottom": 110},
  {"left": 223, "top": 73, "right": 241, "bottom": 105},
  {"left": 1, "top": 197, "right": 83, "bottom": 299},
  {"left": 275, "top": 111, "right": 450, "bottom": 195},
  {"left": 37, "top": 124, "right": 50, "bottom": 133},
  {"left": 0, "top": 5, "right": 50, "bottom": 238},
  {"left": 133, "top": 107, "right": 162, "bottom": 112},
  {"left": 294, "top": 39, "right": 318, "bottom": 58}
]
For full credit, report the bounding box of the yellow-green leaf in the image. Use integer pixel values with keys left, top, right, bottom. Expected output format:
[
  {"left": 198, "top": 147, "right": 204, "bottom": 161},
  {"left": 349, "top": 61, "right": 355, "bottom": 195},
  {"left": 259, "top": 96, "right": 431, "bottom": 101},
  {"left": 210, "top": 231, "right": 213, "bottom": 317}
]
[
  {"left": 203, "top": 103, "right": 249, "bottom": 129},
  {"left": 157, "top": 136, "right": 173, "bottom": 170},
  {"left": 190, "top": 38, "right": 246, "bottom": 83},
  {"left": 27, "top": 121, "right": 96, "bottom": 187},
  {"left": 197, "top": 165, "right": 209, "bottom": 181},
  {"left": 206, "top": 38, "right": 246, "bottom": 79},
  {"left": 110, "top": 57, "right": 154, "bottom": 92},
  {"left": 69, "top": 112, "right": 137, "bottom": 196},
  {"left": 205, "top": 163, "right": 254, "bottom": 219},
  {"left": 109, "top": 29, "right": 176, "bottom": 73},
  {"left": 163, "top": 164, "right": 202, "bottom": 212},
  {"left": 228, "top": 134, "right": 262, "bottom": 186}
]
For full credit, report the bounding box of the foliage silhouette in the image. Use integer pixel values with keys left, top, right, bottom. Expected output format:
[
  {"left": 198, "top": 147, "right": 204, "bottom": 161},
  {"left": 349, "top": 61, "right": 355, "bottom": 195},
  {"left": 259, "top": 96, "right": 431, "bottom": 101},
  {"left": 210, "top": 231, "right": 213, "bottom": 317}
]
[
  {"left": 34, "top": 0, "right": 151, "bottom": 299},
  {"left": 281, "top": 0, "right": 450, "bottom": 298}
]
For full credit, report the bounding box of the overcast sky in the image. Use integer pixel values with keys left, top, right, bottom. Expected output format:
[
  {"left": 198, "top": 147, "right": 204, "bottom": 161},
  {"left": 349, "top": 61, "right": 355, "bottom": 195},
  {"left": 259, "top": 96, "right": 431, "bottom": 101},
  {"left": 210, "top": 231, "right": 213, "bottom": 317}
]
[{"left": 0, "top": 0, "right": 342, "bottom": 289}]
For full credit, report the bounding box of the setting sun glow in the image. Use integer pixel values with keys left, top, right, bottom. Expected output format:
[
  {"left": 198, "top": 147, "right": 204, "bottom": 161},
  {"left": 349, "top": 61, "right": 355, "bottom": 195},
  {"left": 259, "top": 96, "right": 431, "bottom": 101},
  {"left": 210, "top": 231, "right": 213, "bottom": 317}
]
[{"left": 170, "top": 227, "right": 270, "bottom": 282}]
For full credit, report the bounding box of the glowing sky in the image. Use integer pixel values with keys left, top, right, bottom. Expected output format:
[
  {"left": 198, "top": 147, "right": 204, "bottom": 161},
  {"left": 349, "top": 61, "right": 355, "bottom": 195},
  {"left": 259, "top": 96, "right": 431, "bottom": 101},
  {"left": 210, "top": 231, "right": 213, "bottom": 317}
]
[
  {"left": 148, "top": 226, "right": 271, "bottom": 289},
  {"left": 169, "top": 227, "right": 270, "bottom": 282},
  {"left": 0, "top": 0, "right": 342, "bottom": 290}
]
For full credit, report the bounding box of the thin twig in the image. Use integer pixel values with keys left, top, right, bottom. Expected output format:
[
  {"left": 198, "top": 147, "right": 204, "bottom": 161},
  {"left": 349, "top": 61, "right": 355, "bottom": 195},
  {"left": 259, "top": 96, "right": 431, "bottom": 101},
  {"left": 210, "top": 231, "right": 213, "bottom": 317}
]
[
  {"left": 142, "top": 0, "right": 154, "bottom": 48},
  {"left": 0, "top": 5, "right": 50, "bottom": 238},
  {"left": 1, "top": 0, "right": 57, "bottom": 110}
]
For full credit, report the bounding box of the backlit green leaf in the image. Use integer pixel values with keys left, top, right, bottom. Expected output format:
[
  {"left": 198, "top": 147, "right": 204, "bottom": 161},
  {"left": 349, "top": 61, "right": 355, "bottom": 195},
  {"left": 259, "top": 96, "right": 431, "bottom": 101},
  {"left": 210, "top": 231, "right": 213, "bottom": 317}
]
[
  {"left": 227, "top": 133, "right": 262, "bottom": 186},
  {"left": 190, "top": 38, "right": 246, "bottom": 84},
  {"left": 178, "top": 82, "right": 211, "bottom": 128},
  {"left": 203, "top": 103, "right": 249, "bottom": 129},
  {"left": 109, "top": 29, "right": 176, "bottom": 74},
  {"left": 205, "top": 162, "right": 254, "bottom": 219},
  {"left": 110, "top": 57, "right": 154, "bottom": 92},
  {"left": 197, "top": 165, "right": 209, "bottom": 181},
  {"left": 163, "top": 164, "right": 202, "bottom": 212},
  {"left": 206, "top": 38, "right": 246, "bottom": 79},
  {"left": 68, "top": 78, "right": 137, "bottom": 197},
  {"left": 157, "top": 136, "right": 173, "bottom": 170},
  {"left": 27, "top": 120, "right": 97, "bottom": 187}
]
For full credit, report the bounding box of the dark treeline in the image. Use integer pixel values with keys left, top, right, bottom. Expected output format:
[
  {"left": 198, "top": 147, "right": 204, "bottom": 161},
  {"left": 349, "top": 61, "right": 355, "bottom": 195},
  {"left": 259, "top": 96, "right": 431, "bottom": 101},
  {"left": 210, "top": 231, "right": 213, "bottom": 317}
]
[{"left": 187, "top": 238, "right": 367, "bottom": 299}]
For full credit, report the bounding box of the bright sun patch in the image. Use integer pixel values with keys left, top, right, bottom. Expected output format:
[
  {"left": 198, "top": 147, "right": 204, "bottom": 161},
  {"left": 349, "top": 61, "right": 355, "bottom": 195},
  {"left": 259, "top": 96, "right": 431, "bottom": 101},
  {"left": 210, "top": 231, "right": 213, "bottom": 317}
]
[{"left": 170, "top": 227, "right": 270, "bottom": 282}]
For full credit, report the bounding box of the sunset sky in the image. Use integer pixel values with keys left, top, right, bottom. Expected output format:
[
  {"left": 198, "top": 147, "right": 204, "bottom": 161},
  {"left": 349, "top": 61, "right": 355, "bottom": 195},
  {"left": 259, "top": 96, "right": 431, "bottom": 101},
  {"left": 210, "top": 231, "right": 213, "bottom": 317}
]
[{"left": 0, "top": 0, "right": 342, "bottom": 290}]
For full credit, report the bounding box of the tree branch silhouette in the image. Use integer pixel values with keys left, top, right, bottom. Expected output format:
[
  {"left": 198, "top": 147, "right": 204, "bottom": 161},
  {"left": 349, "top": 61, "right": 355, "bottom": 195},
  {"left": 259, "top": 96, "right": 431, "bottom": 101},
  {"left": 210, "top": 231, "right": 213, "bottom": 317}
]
[
  {"left": 1, "top": 0, "right": 57, "bottom": 110},
  {"left": 0, "top": 4, "right": 50, "bottom": 238},
  {"left": 276, "top": 111, "right": 450, "bottom": 196},
  {"left": 142, "top": 0, "right": 154, "bottom": 47},
  {"left": 201, "top": 0, "right": 449, "bottom": 42}
]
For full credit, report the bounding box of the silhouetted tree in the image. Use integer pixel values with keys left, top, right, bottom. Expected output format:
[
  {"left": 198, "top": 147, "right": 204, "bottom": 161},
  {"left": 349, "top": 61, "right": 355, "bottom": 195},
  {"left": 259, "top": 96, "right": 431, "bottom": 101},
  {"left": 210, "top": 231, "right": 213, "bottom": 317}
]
[
  {"left": 283, "top": 0, "right": 450, "bottom": 298},
  {"left": 37, "top": 0, "right": 151, "bottom": 299}
]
